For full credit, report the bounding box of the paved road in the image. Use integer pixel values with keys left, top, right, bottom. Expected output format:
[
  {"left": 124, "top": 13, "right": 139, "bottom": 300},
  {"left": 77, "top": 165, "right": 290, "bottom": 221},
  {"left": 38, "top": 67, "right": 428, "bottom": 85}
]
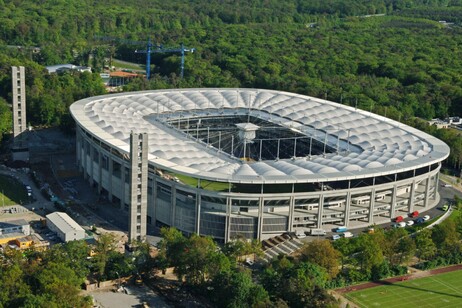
[
  {"left": 439, "top": 184, "right": 462, "bottom": 206},
  {"left": 302, "top": 184, "right": 461, "bottom": 242}
]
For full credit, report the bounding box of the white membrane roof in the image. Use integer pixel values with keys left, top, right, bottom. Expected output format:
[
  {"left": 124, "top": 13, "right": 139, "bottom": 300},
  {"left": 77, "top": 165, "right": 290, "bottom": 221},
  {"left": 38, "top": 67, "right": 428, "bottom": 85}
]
[{"left": 70, "top": 88, "right": 449, "bottom": 184}]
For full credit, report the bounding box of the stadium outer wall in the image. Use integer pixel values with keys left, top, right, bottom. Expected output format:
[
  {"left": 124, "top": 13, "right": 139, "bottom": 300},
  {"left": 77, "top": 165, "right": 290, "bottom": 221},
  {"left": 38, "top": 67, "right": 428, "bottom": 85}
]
[
  {"left": 77, "top": 127, "right": 441, "bottom": 242},
  {"left": 75, "top": 127, "right": 442, "bottom": 243}
]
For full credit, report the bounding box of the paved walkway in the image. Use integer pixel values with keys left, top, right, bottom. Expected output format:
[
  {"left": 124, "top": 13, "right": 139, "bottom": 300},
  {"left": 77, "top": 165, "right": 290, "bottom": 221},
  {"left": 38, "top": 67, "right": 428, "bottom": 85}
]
[{"left": 84, "top": 283, "right": 171, "bottom": 308}]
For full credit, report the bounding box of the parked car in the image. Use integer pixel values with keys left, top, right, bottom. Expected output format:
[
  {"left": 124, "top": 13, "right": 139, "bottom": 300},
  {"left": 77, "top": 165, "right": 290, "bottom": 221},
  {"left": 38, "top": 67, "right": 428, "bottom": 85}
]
[
  {"left": 409, "top": 211, "right": 419, "bottom": 218},
  {"left": 394, "top": 216, "right": 404, "bottom": 223},
  {"left": 416, "top": 217, "right": 425, "bottom": 224},
  {"left": 343, "top": 231, "right": 354, "bottom": 238},
  {"left": 334, "top": 227, "right": 348, "bottom": 233},
  {"left": 406, "top": 220, "right": 414, "bottom": 226},
  {"left": 423, "top": 215, "right": 430, "bottom": 221},
  {"left": 398, "top": 221, "right": 406, "bottom": 228},
  {"left": 25, "top": 185, "right": 32, "bottom": 197},
  {"left": 295, "top": 230, "right": 307, "bottom": 239},
  {"left": 332, "top": 234, "right": 341, "bottom": 240}
]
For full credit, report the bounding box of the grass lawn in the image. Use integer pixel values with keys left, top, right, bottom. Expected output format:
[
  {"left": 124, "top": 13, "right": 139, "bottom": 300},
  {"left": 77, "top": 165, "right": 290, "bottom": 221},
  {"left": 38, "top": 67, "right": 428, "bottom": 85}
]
[
  {"left": 111, "top": 59, "right": 144, "bottom": 71},
  {"left": 0, "top": 174, "right": 29, "bottom": 206},
  {"left": 446, "top": 207, "right": 462, "bottom": 223},
  {"left": 345, "top": 270, "right": 462, "bottom": 308},
  {"left": 174, "top": 173, "right": 230, "bottom": 192}
]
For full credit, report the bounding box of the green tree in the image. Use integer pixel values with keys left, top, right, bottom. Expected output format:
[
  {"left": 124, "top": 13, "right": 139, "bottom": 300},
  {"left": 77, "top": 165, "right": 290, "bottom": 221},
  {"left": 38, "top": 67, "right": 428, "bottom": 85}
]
[
  {"left": 130, "top": 240, "right": 154, "bottom": 275},
  {"left": 211, "top": 270, "right": 269, "bottom": 308},
  {"left": 94, "top": 233, "right": 117, "bottom": 281},
  {"left": 260, "top": 256, "right": 337, "bottom": 308},
  {"left": 34, "top": 262, "right": 89, "bottom": 307},
  {"left": 333, "top": 236, "right": 357, "bottom": 270},
  {"left": 157, "top": 227, "right": 187, "bottom": 270},
  {"left": 355, "top": 234, "right": 384, "bottom": 276},
  {"left": 300, "top": 239, "right": 341, "bottom": 279},
  {"left": 222, "top": 236, "right": 263, "bottom": 261},
  {"left": 432, "top": 219, "right": 462, "bottom": 256},
  {"left": 383, "top": 228, "right": 413, "bottom": 266},
  {"left": 157, "top": 227, "right": 230, "bottom": 285},
  {"left": 40, "top": 240, "right": 91, "bottom": 289},
  {"left": 0, "top": 264, "right": 31, "bottom": 306},
  {"left": 0, "top": 97, "right": 11, "bottom": 142},
  {"left": 414, "top": 228, "right": 437, "bottom": 261},
  {"left": 174, "top": 234, "right": 225, "bottom": 285}
]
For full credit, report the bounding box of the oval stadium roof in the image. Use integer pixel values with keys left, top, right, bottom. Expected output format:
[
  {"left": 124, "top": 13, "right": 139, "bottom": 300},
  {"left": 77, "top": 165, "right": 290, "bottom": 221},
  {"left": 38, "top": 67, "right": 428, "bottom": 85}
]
[{"left": 70, "top": 88, "right": 450, "bottom": 184}]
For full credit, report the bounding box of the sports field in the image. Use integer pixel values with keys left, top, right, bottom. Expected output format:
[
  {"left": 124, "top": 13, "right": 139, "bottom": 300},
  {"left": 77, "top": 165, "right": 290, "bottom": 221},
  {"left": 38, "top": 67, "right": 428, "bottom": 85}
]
[{"left": 345, "top": 270, "right": 462, "bottom": 308}]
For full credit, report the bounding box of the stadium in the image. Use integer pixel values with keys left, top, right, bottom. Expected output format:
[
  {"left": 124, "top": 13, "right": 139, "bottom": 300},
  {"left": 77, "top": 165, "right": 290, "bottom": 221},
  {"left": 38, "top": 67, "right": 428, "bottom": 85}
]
[{"left": 70, "top": 88, "right": 450, "bottom": 242}]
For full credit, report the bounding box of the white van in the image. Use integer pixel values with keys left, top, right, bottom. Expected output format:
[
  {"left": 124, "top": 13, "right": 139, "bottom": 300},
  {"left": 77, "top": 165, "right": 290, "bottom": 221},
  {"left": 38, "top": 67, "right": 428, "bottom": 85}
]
[{"left": 310, "top": 229, "right": 327, "bottom": 236}]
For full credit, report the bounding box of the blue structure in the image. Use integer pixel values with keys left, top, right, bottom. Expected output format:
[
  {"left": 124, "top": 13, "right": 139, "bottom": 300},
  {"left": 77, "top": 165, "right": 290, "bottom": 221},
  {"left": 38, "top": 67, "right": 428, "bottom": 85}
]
[{"left": 135, "top": 41, "right": 195, "bottom": 79}]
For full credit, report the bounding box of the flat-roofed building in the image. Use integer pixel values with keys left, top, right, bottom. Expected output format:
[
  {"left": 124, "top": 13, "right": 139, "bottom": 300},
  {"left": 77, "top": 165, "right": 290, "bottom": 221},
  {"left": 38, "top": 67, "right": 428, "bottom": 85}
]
[
  {"left": 13, "top": 236, "right": 34, "bottom": 249},
  {"left": 0, "top": 219, "right": 30, "bottom": 236}
]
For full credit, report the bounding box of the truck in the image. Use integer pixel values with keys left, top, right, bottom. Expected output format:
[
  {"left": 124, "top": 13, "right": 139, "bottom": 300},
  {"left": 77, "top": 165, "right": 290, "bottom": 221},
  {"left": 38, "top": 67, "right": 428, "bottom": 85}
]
[
  {"left": 334, "top": 226, "right": 348, "bottom": 233},
  {"left": 310, "top": 229, "right": 327, "bottom": 236}
]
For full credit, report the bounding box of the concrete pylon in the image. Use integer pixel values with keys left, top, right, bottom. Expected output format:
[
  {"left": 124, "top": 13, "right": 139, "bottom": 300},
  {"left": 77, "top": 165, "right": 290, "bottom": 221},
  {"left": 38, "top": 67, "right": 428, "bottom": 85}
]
[
  {"left": 11, "top": 66, "right": 29, "bottom": 161},
  {"left": 128, "top": 132, "right": 148, "bottom": 242}
]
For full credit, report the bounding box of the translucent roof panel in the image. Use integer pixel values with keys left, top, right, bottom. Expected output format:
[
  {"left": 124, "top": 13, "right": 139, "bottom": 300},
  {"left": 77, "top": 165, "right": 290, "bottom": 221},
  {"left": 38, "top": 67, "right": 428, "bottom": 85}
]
[{"left": 70, "top": 88, "right": 450, "bottom": 184}]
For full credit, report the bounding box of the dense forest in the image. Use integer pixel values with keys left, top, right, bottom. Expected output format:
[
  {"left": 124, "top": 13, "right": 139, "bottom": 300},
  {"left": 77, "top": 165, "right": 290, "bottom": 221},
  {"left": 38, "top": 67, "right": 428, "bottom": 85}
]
[{"left": 1, "top": 0, "right": 462, "bottom": 165}]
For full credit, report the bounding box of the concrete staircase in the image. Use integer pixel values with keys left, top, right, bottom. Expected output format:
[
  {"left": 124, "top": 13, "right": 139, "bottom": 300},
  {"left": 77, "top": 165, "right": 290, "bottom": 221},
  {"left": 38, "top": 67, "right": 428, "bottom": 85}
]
[{"left": 261, "top": 233, "right": 304, "bottom": 263}]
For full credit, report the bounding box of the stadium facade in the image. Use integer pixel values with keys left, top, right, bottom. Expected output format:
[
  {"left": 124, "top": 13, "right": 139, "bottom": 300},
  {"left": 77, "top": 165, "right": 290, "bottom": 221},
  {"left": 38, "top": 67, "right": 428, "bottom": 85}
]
[{"left": 70, "top": 88, "right": 450, "bottom": 242}]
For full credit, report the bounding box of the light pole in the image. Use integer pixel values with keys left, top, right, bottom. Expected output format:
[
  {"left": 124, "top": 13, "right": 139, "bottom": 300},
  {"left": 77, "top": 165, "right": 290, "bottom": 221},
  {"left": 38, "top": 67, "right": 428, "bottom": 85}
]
[{"left": 115, "top": 271, "right": 121, "bottom": 290}]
